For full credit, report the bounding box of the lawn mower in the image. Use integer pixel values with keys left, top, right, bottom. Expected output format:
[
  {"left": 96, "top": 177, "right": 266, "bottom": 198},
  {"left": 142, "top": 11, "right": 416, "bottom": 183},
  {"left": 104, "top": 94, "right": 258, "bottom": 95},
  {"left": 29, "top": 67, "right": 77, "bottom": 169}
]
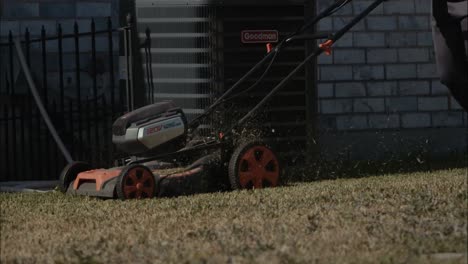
[{"left": 15, "top": 0, "right": 386, "bottom": 199}]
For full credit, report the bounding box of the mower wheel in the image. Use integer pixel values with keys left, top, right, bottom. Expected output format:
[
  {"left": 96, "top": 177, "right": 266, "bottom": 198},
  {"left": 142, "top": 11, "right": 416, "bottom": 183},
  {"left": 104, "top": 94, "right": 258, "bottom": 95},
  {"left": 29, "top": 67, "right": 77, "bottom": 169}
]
[
  {"left": 59, "top": 161, "right": 92, "bottom": 193},
  {"left": 228, "top": 141, "right": 281, "bottom": 190},
  {"left": 116, "top": 164, "right": 156, "bottom": 200}
]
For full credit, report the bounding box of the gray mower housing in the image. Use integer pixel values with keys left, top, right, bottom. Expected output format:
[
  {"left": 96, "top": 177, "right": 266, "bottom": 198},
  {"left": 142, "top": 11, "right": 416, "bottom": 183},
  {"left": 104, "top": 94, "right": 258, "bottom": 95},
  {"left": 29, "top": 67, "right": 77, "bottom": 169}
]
[{"left": 112, "top": 101, "right": 187, "bottom": 155}]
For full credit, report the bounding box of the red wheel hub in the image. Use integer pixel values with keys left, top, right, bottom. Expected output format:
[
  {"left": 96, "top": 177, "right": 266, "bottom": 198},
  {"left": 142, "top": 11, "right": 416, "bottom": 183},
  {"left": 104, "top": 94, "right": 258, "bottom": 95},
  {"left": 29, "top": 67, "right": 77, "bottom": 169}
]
[
  {"left": 238, "top": 146, "right": 279, "bottom": 188},
  {"left": 122, "top": 167, "right": 155, "bottom": 199}
]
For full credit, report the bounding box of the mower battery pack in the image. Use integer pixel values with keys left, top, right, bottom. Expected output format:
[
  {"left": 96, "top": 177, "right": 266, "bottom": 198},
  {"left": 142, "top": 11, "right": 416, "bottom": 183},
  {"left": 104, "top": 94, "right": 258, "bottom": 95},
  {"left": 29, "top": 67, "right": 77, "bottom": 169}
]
[{"left": 112, "top": 101, "right": 187, "bottom": 155}]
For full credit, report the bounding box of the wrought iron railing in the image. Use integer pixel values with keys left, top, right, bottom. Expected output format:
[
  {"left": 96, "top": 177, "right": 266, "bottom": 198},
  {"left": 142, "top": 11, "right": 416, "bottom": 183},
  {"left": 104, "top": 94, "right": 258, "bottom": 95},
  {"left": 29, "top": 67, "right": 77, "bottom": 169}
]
[{"left": 0, "top": 17, "right": 151, "bottom": 181}]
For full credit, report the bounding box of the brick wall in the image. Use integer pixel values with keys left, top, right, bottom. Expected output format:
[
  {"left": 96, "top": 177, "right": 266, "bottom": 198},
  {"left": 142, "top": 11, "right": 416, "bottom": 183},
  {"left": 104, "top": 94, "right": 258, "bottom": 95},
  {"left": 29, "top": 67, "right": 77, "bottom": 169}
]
[
  {"left": 315, "top": 0, "right": 467, "bottom": 159},
  {"left": 0, "top": 0, "right": 119, "bottom": 36}
]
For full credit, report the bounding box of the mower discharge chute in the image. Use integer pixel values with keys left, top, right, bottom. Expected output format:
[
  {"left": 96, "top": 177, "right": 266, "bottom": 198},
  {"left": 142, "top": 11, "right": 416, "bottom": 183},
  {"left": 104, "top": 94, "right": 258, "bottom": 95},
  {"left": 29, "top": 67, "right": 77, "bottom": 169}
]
[{"left": 15, "top": 0, "right": 385, "bottom": 199}]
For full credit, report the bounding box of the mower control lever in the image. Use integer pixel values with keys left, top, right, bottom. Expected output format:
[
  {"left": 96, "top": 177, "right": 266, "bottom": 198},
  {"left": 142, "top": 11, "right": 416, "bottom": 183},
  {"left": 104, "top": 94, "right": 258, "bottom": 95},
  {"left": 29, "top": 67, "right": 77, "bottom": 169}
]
[{"left": 319, "top": 39, "right": 334, "bottom": 55}]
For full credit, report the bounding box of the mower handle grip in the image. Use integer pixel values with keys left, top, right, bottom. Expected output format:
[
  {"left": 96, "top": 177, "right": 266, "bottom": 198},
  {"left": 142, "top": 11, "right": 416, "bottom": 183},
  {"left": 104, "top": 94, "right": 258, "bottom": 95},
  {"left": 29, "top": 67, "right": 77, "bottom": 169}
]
[{"left": 285, "top": 33, "right": 331, "bottom": 43}]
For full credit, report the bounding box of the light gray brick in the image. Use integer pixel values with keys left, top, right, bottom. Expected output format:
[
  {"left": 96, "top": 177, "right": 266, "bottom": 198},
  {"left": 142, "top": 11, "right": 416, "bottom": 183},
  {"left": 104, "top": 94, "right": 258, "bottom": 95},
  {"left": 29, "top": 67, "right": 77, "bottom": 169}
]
[
  {"left": 336, "top": 82, "right": 366, "bottom": 97},
  {"left": 336, "top": 115, "right": 368, "bottom": 130},
  {"left": 60, "top": 38, "right": 77, "bottom": 53},
  {"left": 369, "top": 114, "right": 400, "bottom": 129},
  {"left": 386, "top": 97, "right": 418, "bottom": 112},
  {"left": 354, "top": 32, "right": 385, "bottom": 47},
  {"left": 317, "top": 53, "right": 333, "bottom": 65},
  {"left": 333, "top": 5, "right": 353, "bottom": 16},
  {"left": 333, "top": 17, "right": 365, "bottom": 31},
  {"left": 333, "top": 49, "right": 365, "bottom": 64},
  {"left": 321, "top": 99, "right": 353, "bottom": 114},
  {"left": 367, "top": 49, "right": 398, "bottom": 63},
  {"left": 418, "top": 96, "right": 448, "bottom": 111},
  {"left": 386, "top": 64, "right": 417, "bottom": 79},
  {"left": 353, "top": 98, "right": 385, "bottom": 113},
  {"left": 0, "top": 21, "right": 19, "bottom": 36},
  {"left": 316, "top": 0, "right": 328, "bottom": 9},
  {"left": 78, "top": 36, "right": 93, "bottom": 52},
  {"left": 353, "top": 65, "right": 385, "bottom": 80},
  {"left": 431, "top": 80, "right": 449, "bottom": 95},
  {"left": 367, "top": 81, "right": 398, "bottom": 96},
  {"left": 398, "top": 48, "right": 429, "bottom": 62},
  {"left": 76, "top": 2, "right": 111, "bottom": 18},
  {"left": 318, "top": 116, "right": 337, "bottom": 130},
  {"left": 384, "top": 1, "right": 415, "bottom": 14},
  {"left": 399, "top": 16, "right": 429, "bottom": 31},
  {"left": 20, "top": 20, "right": 57, "bottom": 36},
  {"left": 401, "top": 113, "right": 431, "bottom": 128},
  {"left": 26, "top": 40, "right": 59, "bottom": 53},
  {"left": 317, "top": 17, "right": 333, "bottom": 31},
  {"left": 318, "top": 83, "right": 334, "bottom": 98},
  {"left": 414, "top": 0, "right": 431, "bottom": 14},
  {"left": 366, "top": 17, "right": 398, "bottom": 31},
  {"left": 399, "top": 80, "right": 430, "bottom": 95},
  {"left": 386, "top": 32, "right": 418, "bottom": 47},
  {"left": 320, "top": 66, "right": 353, "bottom": 81},
  {"left": 3, "top": 3, "right": 39, "bottom": 18},
  {"left": 333, "top": 33, "right": 354, "bottom": 47},
  {"left": 417, "top": 32, "right": 433, "bottom": 46},
  {"left": 39, "top": 3, "right": 75, "bottom": 18},
  {"left": 417, "top": 64, "right": 437, "bottom": 78},
  {"left": 353, "top": 1, "right": 384, "bottom": 15},
  {"left": 95, "top": 36, "right": 111, "bottom": 52},
  {"left": 432, "top": 112, "right": 464, "bottom": 127},
  {"left": 45, "top": 53, "right": 88, "bottom": 72},
  {"left": 58, "top": 19, "right": 93, "bottom": 35}
]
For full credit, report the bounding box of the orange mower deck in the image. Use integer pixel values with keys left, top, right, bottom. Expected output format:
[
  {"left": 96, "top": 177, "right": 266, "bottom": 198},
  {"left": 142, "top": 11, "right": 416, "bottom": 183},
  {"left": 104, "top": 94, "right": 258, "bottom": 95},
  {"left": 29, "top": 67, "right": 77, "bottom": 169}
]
[{"left": 67, "top": 165, "right": 208, "bottom": 199}]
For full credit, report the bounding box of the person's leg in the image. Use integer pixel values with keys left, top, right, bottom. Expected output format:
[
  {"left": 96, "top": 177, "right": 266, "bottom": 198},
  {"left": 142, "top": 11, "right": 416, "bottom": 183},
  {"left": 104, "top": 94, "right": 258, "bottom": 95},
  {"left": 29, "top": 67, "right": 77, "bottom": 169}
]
[{"left": 432, "top": 0, "right": 468, "bottom": 111}]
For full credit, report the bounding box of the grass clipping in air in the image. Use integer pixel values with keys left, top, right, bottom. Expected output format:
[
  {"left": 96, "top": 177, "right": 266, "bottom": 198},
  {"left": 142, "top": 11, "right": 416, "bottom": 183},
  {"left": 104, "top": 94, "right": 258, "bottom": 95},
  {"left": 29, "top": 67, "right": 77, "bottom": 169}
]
[{"left": 1, "top": 169, "right": 467, "bottom": 263}]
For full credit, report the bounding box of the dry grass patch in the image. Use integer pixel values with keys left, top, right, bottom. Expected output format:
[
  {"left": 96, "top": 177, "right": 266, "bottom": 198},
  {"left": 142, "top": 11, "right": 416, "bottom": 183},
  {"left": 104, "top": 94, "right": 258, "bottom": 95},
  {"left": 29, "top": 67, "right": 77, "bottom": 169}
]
[{"left": 1, "top": 169, "right": 467, "bottom": 263}]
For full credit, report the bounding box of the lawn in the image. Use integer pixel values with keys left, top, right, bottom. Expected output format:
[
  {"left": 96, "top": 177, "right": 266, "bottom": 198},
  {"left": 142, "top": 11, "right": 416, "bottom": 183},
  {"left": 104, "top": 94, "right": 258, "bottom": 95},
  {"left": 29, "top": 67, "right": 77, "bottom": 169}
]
[{"left": 1, "top": 168, "right": 467, "bottom": 263}]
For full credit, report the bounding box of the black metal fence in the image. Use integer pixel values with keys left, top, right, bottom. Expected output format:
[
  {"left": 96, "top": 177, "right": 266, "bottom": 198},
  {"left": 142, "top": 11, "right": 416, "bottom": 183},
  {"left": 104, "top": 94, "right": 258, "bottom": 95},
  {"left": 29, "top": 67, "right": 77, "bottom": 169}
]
[{"left": 0, "top": 18, "right": 146, "bottom": 181}]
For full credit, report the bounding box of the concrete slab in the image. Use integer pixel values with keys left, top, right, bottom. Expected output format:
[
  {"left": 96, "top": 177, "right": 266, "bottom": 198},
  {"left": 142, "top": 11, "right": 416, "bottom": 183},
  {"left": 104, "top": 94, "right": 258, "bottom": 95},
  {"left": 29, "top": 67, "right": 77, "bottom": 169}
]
[{"left": 0, "top": 181, "right": 58, "bottom": 192}]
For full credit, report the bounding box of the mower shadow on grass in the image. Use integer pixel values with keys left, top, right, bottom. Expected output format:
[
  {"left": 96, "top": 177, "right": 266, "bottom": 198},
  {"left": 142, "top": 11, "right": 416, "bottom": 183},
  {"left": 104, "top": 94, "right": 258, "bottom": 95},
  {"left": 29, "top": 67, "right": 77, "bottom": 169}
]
[{"left": 283, "top": 152, "right": 468, "bottom": 184}]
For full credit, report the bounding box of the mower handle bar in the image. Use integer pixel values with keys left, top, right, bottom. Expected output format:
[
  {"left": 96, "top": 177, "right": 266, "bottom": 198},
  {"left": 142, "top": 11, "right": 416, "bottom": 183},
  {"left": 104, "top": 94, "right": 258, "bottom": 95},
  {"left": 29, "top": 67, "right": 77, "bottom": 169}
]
[
  {"left": 188, "top": 0, "right": 354, "bottom": 129},
  {"left": 231, "top": 0, "right": 387, "bottom": 132}
]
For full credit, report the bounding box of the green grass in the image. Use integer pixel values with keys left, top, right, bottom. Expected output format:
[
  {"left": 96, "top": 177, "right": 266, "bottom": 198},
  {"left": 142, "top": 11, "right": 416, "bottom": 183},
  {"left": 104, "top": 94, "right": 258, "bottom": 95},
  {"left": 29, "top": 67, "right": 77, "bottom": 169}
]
[{"left": 1, "top": 169, "right": 467, "bottom": 263}]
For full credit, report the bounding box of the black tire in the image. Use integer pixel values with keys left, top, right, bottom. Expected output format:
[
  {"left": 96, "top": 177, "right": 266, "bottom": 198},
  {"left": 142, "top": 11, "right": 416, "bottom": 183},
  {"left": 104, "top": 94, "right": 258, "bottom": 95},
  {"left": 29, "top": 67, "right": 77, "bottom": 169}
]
[
  {"left": 116, "top": 164, "right": 156, "bottom": 200},
  {"left": 228, "top": 141, "right": 281, "bottom": 190},
  {"left": 59, "top": 161, "right": 91, "bottom": 193}
]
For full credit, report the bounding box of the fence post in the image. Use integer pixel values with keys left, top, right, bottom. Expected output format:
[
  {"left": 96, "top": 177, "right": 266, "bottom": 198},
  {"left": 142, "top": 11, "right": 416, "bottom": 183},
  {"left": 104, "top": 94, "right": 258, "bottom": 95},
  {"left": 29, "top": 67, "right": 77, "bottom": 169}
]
[
  {"left": 20, "top": 102, "right": 26, "bottom": 180},
  {"left": 74, "top": 22, "right": 83, "bottom": 160},
  {"left": 68, "top": 99, "right": 75, "bottom": 156},
  {"left": 107, "top": 17, "right": 115, "bottom": 118},
  {"left": 25, "top": 29, "right": 31, "bottom": 66},
  {"left": 8, "top": 31, "right": 14, "bottom": 95},
  {"left": 8, "top": 32, "right": 18, "bottom": 181},
  {"left": 4, "top": 106, "right": 10, "bottom": 180},
  {"left": 91, "top": 19, "right": 100, "bottom": 164},
  {"left": 58, "top": 23, "right": 65, "bottom": 114},
  {"left": 144, "top": 28, "right": 152, "bottom": 104},
  {"left": 85, "top": 96, "right": 92, "bottom": 162},
  {"left": 41, "top": 26, "right": 48, "bottom": 108},
  {"left": 124, "top": 17, "right": 130, "bottom": 112},
  {"left": 41, "top": 25, "right": 51, "bottom": 177},
  {"left": 24, "top": 27, "right": 38, "bottom": 179},
  {"left": 125, "top": 13, "right": 134, "bottom": 111}
]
